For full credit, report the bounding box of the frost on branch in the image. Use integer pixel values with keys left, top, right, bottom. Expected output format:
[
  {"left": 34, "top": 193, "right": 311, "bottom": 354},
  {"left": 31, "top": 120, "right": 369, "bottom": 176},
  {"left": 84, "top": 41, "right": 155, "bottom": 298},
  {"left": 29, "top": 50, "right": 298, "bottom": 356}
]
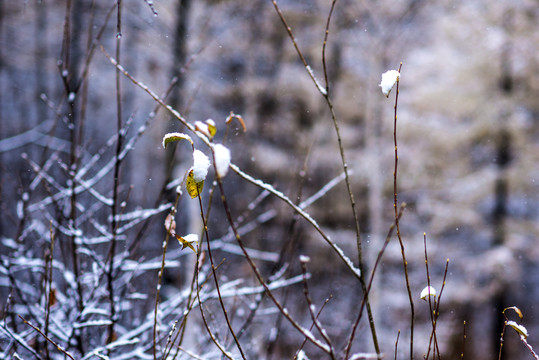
[
  {"left": 213, "top": 144, "right": 231, "bottom": 178},
  {"left": 379, "top": 69, "right": 400, "bottom": 97}
]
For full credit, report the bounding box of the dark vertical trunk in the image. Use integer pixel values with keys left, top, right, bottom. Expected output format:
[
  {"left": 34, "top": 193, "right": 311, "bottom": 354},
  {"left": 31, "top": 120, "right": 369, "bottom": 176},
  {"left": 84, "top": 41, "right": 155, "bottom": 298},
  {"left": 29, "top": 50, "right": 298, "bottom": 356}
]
[
  {"left": 165, "top": 0, "right": 191, "bottom": 287},
  {"left": 169, "top": 0, "right": 190, "bottom": 110},
  {"left": 0, "top": 0, "right": 4, "bottom": 239},
  {"left": 492, "top": 10, "right": 513, "bottom": 358},
  {"left": 35, "top": 0, "right": 48, "bottom": 126},
  {"left": 165, "top": 0, "right": 190, "bottom": 193}
]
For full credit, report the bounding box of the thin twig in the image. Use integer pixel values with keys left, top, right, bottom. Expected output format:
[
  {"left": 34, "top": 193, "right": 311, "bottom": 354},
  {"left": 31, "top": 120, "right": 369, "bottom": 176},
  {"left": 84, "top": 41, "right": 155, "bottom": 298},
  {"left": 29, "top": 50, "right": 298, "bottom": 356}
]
[
  {"left": 231, "top": 164, "right": 361, "bottom": 280},
  {"left": 322, "top": 0, "right": 337, "bottom": 92},
  {"left": 213, "top": 155, "right": 331, "bottom": 354},
  {"left": 294, "top": 297, "right": 332, "bottom": 360},
  {"left": 153, "top": 193, "right": 181, "bottom": 360},
  {"left": 19, "top": 315, "right": 76, "bottom": 360},
  {"left": 271, "top": 1, "right": 380, "bottom": 352},
  {"left": 462, "top": 321, "right": 466, "bottom": 359},
  {"left": 100, "top": 50, "right": 359, "bottom": 283},
  {"left": 194, "top": 247, "right": 234, "bottom": 360},
  {"left": 433, "top": 259, "right": 450, "bottom": 359},
  {"left": 395, "top": 330, "right": 401, "bottom": 360},
  {"left": 197, "top": 186, "right": 247, "bottom": 359},
  {"left": 300, "top": 259, "right": 336, "bottom": 359},
  {"left": 424, "top": 233, "right": 438, "bottom": 360},
  {"left": 344, "top": 204, "right": 405, "bottom": 359},
  {"left": 392, "top": 62, "right": 414, "bottom": 360},
  {"left": 43, "top": 221, "right": 56, "bottom": 360},
  {"left": 107, "top": 0, "right": 123, "bottom": 346}
]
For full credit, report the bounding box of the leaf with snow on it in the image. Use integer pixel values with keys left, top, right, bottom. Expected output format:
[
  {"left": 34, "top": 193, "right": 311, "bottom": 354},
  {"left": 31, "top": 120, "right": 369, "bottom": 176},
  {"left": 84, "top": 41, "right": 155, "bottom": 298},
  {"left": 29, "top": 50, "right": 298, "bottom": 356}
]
[
  {"left": 176, "top": 233, "right": 198, "bottom": 253},
  {"left": 213, "top": 144, "right": 231, "bottom": 178},
  {"left": 192, "top": 149, "right": 210, "bottom": 182},
  {"left": 206, "top": 119, "right": 217, "bottom": 139},
  {"left": 420, "top": 285, "right": 436, "bottom": 300},
  {"left": 379, "top": 69, "right": 400, "bottom": 97},
  {"left": 162, "top": 132, "right": 193, "bottom": 149},
  {"left": 194, "top": 121, "right": 211, "bottom": 138},
  {"left": 507, "top": 320, "right": 529, "bottom": 339}
]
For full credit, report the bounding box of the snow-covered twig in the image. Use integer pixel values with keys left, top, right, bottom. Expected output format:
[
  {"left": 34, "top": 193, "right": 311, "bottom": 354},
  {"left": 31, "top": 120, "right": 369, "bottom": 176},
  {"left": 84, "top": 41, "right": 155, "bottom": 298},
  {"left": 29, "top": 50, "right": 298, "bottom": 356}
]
[{"left": 230, "top": 164, "right": 361, "bottom": 279}]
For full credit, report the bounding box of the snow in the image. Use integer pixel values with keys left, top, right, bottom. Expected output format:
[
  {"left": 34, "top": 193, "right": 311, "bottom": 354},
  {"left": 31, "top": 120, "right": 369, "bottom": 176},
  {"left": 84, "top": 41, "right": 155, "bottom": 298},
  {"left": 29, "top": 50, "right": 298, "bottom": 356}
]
[
  {"left": 162, "top": 132, "right": 192, "bottom": 148},
  {"left": 182, "top": 234, "right": 199, "bottom": 244},
  {"left": 73, "top": 320, "right": 113, "bottom": 329},
  {"left": 213, "top": 144, "right": 231, "bottom": 178},
  {"left": 299, "top": 255, "right": 311, "bottom": 263},
  {"left": 192, "top": 149, "right": 210, "bottom": 182},
  {"left": 507, "top": 320, "right": 529, "bottom": 338},
  {"left": 211, "top": 239, "right": 279, "bottom": 262},
  {"left": 194, "top": 121, "right": 210, "bottom": 137},
  {"left": 349, "top": 352, "right": 381, "bottom": 359},
  {"left": 230, "top": 163, "right": 361, "bottom": 279},
  {"left": 379, "top": 69, "right": 400, "bottom": 97},
  {"left": 121, "top": 260, "right": 180, "bottom": 271},
  {"left": 420, "top": 285, "right": 437, "bottom": 300},
  {"left": 297, "top": 350, "right": 310, "bottom": 360},
  {"left": 299, "top": 171, "right": 349, "bottom": 210},
  {"left": 112, "top": 203, "right": 172, "bottom": 222},
  {"left": 306, "top": 65, "right": 327, "bottom": 95},
  {"left": 16, "top": 201, "right": 23, "bottom": 219}
]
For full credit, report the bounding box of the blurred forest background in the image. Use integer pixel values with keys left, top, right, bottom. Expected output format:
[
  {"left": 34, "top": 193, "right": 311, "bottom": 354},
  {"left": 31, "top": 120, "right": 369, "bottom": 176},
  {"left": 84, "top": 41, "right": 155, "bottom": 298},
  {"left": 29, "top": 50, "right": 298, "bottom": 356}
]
[{"left": 1, "top": 0, "right": 538, "bottom": 359}]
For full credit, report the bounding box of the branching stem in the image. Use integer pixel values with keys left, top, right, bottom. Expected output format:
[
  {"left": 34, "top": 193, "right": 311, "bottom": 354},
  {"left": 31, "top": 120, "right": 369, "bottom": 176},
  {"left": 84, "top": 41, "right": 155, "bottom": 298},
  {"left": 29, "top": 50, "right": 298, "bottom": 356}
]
[{"left": 392, "top": 63, "right": 414, "bottom": 360}]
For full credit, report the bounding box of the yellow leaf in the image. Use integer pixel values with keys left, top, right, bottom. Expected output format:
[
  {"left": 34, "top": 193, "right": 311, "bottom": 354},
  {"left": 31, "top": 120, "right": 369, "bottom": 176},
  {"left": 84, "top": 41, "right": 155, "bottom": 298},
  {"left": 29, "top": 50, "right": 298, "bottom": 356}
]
[
  {"left": 504, "top": 306, "right": 524, "bottom": 320},
  {"left": 206, "top": 119, "right": 217, "bottom": 139},
  {"left": 162, "top": 132, "right": 193, "bottom": 149},
  {"left": 175, "top": 234, "right": 197, "bottom": 253},
  {"left": 186, "top": 169, "right": 204, "bottom": 199},
  {"left": 507, "top": 321, "right": 528, "bottom": 338},
  {"left": 225, "top": 112, "right": 246, "bottom": 132}
]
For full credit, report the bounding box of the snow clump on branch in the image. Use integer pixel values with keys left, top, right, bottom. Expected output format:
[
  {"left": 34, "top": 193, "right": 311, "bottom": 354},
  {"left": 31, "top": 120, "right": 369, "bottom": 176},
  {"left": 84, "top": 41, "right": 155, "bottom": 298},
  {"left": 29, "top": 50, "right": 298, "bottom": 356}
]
[
  {"left": 379, "top": 70, "right": 400, "bottom": 97},
  {"left": 213, "top": 144, "right": 231, "bottom": 178},
  {"left": 192, "top": 149, "right": 211, "bottom": 182}
]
